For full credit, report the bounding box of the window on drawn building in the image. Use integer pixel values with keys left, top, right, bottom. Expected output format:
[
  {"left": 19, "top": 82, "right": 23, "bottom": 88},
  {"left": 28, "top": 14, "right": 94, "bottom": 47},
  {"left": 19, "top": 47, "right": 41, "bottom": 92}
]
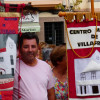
[
  {"left": 80, "top": 73, "right": 86, "bottom": 80},
  {"left": 84, "top": 86, "right": 86, "bottom": 94},
  {"left": 44, "top": 22, "right": 64, "bottom": 46},
  {"left": 91, "top": 71, "right": 96, "bottom": 79},
  {"left": 80, "top": 86, "right": 82, "bottom": 94},
  {"left": 80, "top": 85, "right": 87, "bottom": 94}
]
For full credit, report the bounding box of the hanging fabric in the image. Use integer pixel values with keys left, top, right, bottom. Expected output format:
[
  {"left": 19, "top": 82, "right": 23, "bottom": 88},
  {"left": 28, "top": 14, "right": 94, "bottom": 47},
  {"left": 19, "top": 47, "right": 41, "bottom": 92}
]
[
  {"left": 65, "top": 12, "right": 100, "bottom": 100},
  {"left": 0, "top": 12, "right": 20, "bottom": 34},
  {"left": 0, "top": 3, "right": 25, "bottom": 99},
  {"left": 0, "top": 12, "right": 20, "bottom": 53}
]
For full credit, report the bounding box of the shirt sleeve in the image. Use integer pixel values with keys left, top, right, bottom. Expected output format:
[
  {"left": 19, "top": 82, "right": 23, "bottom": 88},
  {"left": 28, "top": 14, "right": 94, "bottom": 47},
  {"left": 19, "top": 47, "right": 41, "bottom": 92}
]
[{"left": 47, "top": 65, "right": 55, "bottom": 89}]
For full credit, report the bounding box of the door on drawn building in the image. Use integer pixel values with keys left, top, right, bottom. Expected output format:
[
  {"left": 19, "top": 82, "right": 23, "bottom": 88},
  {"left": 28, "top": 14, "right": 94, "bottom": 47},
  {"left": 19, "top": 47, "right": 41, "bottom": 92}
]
[{"left": 44, "top": 22, "right": 64, "bottom": 45}]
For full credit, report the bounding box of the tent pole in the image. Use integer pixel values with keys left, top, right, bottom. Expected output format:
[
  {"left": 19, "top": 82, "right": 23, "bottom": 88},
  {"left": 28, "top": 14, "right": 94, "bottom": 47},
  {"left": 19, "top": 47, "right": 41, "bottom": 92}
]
[{"left": 91, "top": 0, "right": 94, "bottom": 17}]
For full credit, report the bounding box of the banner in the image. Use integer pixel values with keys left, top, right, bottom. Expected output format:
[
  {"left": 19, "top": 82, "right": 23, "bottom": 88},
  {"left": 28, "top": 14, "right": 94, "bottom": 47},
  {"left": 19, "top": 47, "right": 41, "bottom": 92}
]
[
  {"left": 0, "top": 12, "right": 20, "bottom": 52},
  {"left": 0, "top": 12, "right": 20, "bottom": 34},
  {"left": 0, "top": 12, "right": 19, "bottom": 100},
  {"left": 66, "top": 18, "right": 100, "bottom": 100}
]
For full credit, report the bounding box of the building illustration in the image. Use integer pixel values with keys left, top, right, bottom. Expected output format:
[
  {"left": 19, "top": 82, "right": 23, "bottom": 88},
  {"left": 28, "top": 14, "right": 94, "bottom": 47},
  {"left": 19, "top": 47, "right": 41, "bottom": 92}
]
[
  {"left": 0, "top": 36, "right": 17, "bottom": 76},
  {"left": 75, "top": 50, "right": 100, "bottom": 96}
]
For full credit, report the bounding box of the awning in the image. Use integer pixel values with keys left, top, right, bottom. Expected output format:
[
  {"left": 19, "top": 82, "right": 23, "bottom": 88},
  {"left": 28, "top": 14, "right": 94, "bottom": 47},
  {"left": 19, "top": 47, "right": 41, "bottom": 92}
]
[
  {"left": 19, "top": 22, "right": 40, "bottom": 33},
  {"left": 4, "top": 0, "right": 62, "bottom": 8}
]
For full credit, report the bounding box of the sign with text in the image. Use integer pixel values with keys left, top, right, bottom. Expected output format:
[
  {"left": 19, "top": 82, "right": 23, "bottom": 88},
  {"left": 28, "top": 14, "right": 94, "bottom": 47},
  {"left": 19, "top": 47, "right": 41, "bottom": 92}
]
[
  {"left": 67, "top": 20, "right": 100, "bottom": 49},
  {"left": 0, "top": 17, "right": 19, "bottom": 34},
  {"left": 67, "top": 20, "right": 100, "bottom": 100},
  {"left": 19, "top": 22, "right": 40, "bottom": 33}
]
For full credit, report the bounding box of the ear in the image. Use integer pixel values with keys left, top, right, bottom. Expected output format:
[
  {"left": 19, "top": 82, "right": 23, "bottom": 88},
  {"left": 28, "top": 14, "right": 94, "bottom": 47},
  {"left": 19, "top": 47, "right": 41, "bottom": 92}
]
[
  {"left": 57, "top": 61, "right": 61, "bottom": 65},
  {"left": 38, "top": 44, "right": 41, "bottom": 50}
]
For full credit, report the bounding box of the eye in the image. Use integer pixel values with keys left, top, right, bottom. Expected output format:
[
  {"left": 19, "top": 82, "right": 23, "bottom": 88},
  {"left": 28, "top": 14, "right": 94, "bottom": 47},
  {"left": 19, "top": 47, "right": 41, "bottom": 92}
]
[
  {"left": 31, "top": 45, "right": 36, "bottom": 48},
  {"left": 23, "top": 45, "right": 29, "bottom": 48}
]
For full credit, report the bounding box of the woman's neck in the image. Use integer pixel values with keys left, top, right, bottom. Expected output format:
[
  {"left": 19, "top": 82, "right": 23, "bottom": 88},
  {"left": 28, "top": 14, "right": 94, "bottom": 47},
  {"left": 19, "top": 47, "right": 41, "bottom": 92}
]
[{"left": 53, "top": 66, "right": 67, "bottom": 82}]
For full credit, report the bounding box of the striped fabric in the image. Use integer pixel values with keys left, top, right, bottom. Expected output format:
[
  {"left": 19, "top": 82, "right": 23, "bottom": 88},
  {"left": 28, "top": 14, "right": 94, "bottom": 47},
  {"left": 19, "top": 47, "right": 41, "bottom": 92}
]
[{"left": 0, "top": 2, "right": 26, "bottom": 12}]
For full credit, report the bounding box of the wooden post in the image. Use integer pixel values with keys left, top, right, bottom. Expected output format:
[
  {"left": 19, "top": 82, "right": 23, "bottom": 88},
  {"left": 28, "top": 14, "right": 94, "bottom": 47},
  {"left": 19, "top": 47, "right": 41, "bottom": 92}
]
[{"left": 91, "top": 0, "right": 94, "bottom": 17}]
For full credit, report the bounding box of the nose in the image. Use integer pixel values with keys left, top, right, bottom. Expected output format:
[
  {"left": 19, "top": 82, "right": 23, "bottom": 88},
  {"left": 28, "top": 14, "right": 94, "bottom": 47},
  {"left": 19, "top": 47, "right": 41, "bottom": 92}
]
[{"left": 28, "top": 46, "right": 32, "bottom": 51}]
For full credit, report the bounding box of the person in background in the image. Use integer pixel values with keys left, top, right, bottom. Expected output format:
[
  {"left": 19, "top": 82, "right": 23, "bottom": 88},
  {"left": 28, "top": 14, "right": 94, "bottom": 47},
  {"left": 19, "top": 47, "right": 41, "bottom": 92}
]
[
  {"left": 50, "top": 45, "right": 68, "bottom": 100},
  {"left": 42, "top": 48, "right": 54, "bottom": 69},
  {"left": 13, "top": 32, "right": 56, "bottom": 100}
]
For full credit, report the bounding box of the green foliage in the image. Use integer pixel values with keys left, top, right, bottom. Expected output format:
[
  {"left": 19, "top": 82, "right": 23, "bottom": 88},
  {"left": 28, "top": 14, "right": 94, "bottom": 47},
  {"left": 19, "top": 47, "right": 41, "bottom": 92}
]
[
  {"left": 55, "top": 3, "right": 66, "bottom": 11},
  {"left": 72, "top": 0, "right": 82, "bottom": 10},
  {"left": 55, "top": 0, "right": 82, "bottom": 11}
]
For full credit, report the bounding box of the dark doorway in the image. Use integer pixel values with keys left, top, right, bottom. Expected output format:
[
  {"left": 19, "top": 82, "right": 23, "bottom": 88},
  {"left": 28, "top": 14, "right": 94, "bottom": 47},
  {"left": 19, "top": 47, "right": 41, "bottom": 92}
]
[{"left": 92, "top": 86, "right": 99, "bottom": 94}]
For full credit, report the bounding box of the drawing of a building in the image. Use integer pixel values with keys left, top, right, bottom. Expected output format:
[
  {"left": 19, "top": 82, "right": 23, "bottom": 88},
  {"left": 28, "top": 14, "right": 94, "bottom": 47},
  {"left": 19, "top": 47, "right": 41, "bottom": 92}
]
[
  {"left": 0, "top": 36, "right": 16, "bottom": 75},
  {"left": 76, "top": 60, "right": 100, "bottom": 96}
]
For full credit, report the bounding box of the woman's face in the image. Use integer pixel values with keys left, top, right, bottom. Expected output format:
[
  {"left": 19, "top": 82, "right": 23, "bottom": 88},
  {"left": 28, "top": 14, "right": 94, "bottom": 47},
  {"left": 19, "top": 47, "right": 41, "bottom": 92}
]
[
  {"left": 62, "top": 55, "right": 67, "bottom": 66},
  {"left": 58, "top": 55, "right": 67, "bottom": 69}
]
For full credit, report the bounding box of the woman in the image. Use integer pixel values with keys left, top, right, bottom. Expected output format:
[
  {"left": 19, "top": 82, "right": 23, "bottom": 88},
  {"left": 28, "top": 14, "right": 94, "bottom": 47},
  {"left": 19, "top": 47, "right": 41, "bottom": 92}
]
[{"left": 50, "top": 45, "right": 68, "bottom": 100}]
